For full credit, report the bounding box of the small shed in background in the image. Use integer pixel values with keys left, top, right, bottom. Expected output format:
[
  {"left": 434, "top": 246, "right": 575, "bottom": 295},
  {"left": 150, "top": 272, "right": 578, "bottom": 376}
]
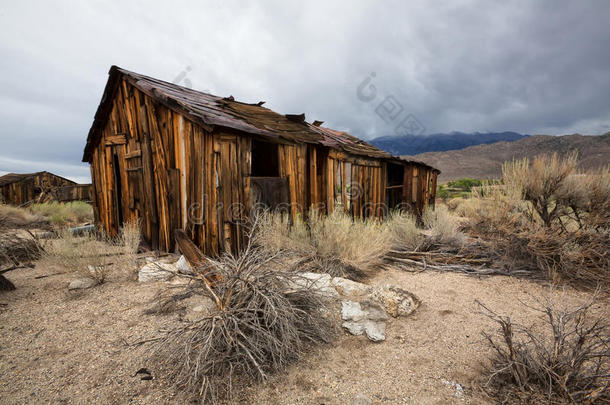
[{"left": 0, "top": 172, "right": 91, "bottom": 206}]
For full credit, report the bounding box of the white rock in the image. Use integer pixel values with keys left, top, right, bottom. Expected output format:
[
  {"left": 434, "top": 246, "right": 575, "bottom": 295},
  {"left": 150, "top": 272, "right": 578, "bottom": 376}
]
[
  {"left": 138, "top": 262, "right": 177, "bottom": 282},
  {"left": 341, "top": 301, "right": 365, "bottom": 321},
  {"left": 341, "top": 300, "right": 388, "bottom": 342},
  {"left": 442, "top": 379, "right": 464, "bottom": 398},
  {"left": 175, "top": 255, "right": 193, "bottom": 274},
  {"left": 68, "top": 278, "right": 97, "bottom": 290},
  {"left": 293, "top": 272, "right": 339, "bottom": 298},
  {"left": 331, "top": 277, "right": 372, "bottom": 298}
]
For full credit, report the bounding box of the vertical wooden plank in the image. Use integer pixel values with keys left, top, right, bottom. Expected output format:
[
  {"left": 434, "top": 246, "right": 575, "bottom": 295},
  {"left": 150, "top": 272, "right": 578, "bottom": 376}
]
[
  {"left": 220, "top": 139, "right": 233, "bottom": 253},
  {"left": 116, "top": 144, "right": 130, "bottom": 224},
  {"left": 326, "top": 157, "right": 334, "bottom": 213},
  {"left": 145, "top": 98, "right": 171, "bottom": 251},
  {"left": 207, "top": 134, "right": 218, "bottom": 256},
  {"left": 174, "top": 114, "right": 188, "bottom": 228},
  {"left": 140, "top": 114, "right": 159, "bottom": 249},
  {"left": 309, "top": 146, "right": 318, "bottom": 208},
  {"left": 229, "top": 139, "right": 241, "bottom": 253},
  {"left": 341, "top": 161, "right": 348, "bottom": 213}
]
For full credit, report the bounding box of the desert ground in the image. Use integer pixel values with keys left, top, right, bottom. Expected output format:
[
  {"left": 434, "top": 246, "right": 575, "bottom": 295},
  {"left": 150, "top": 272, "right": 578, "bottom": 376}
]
[{"left": 1, "top": 259, "right": 605, "bottom": 405}]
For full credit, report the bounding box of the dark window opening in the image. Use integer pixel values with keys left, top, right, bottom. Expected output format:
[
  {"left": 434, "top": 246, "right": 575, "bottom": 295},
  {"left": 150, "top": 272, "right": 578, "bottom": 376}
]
[
  {"left": 251, "top": 140, "right": 279, "bottom": 177},
  {"left": 386, "top": 163, "right": 405, "bottom": 210},
  {"left": 387, "top": 163, "right": 404, "bottom": 186}
]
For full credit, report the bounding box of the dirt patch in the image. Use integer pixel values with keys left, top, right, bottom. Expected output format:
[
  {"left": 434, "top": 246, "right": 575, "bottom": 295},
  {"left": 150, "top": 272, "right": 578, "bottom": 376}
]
[{"left": 0, "top": 263, "right": 606, "bottom": 404}]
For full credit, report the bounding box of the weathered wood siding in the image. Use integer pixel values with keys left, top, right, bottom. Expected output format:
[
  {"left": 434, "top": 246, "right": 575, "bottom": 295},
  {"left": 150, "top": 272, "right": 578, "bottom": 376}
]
[
  {"left": 88, "top": 78, "right": 438, "bottom": 255},
  {"left": 48, "top": 184, "right": 92, "bottom": 203},
  {"left": 0, "top": 173, "right": 76, "bottom": 206},
  {"left": 89, "top": 80, "right": 254, "bottom": 253}
]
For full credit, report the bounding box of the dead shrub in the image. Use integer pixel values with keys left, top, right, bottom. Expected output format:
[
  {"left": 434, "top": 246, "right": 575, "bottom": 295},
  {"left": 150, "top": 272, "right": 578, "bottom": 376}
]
[
  {"left": 0, "top": 231, "right": 42, "bottom": 267},
  {"left": 478, "top": 295, "right": 609, "bottom": 404},
  {"left": 144, "top": 288, "right": 197, "bottom": 315},
  {"left": 152, "top": 241, "right": 336, "bottom": 403},
  {"left": 524, "top": 228, "right": 610, "bottom": 289},
  {"left": 0, "top": 203, "right": 48, "bottom": 230}
]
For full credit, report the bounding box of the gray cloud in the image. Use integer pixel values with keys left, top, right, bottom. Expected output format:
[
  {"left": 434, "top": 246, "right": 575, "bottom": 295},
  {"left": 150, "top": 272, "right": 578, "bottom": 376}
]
[{"left": 1, "top": 0, "right": 609, "bottom": 182}]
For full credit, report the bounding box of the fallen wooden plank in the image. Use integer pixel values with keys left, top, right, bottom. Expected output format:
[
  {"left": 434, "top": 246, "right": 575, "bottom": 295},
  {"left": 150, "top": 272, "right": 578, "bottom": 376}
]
[{"left": 174, "top": 229, "right": 219, "bottom": 287}]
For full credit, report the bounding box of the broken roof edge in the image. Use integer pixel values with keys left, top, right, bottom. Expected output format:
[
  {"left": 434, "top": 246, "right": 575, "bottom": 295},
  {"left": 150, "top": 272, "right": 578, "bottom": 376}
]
[
  {"left": 81, "top": 66, "right": 439, "bottom": 175},
  {"left": 0, "top": 171, "right": 78, "bottom": 187},
  {"left": 387, "top": 156, "right": 441, "bottom": 174},
  {"left": 83, "top": 65, "right": 295, "bottom": 162}
]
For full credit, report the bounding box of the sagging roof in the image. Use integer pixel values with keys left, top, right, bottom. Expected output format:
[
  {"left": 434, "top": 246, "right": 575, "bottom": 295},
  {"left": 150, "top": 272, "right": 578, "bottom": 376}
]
[
  {"left": 82, "top": 66, "right": 439, "bottom": 173},
  {"left": 0, "top": 171, "right": 76, "bottom": 187}
]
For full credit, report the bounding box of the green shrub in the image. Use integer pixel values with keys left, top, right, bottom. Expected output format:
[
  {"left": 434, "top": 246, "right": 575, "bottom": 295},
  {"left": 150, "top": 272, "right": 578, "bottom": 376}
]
[{"left": 28, "top": 201, "right": 93, "bottom": 225}]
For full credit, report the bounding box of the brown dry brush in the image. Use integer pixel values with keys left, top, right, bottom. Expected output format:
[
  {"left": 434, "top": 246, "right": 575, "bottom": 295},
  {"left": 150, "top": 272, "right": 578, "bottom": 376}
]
[
  {"left": 0, "top": 230, "right": 43, "bottom": 291},
  {"left": 477, "top": 296, "right": 609, "bottom": 404},
  {"left": 152, "top": 240, "right": 336, "bottom": 403},
  {"left": 463, "top": 153, "right": 610, "bottom": 288}
]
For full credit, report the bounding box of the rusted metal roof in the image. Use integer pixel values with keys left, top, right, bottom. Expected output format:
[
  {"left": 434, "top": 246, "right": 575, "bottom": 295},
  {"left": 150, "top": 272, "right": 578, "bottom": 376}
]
[
  {"left": 0, "top": 172, "right": 76, "bottom": 187},
  {"left": 82, "top": 66, "right": 439, "bottom": 173}
]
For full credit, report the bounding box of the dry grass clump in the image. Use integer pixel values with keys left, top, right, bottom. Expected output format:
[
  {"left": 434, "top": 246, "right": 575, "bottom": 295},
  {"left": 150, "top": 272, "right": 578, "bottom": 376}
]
[
  {"left": 118, "top": 219, "right": 141, "bottom": 276},
  {"left": 28, "top": 201, "right": 93, "bottom": 225},
  {"left": 478, "top": 295, "right": 609, "bottom": 404},
  {"left": 422, "top": 205, "right": 465, "bottom": 247},
  {"left": 464, "top": 153, "right": 610, "bottom": 288},
  {"left": 153, "top": 242, "right": 335, "bottom": 403},
  {"left": 386, "top": 210, "right": 421, "bottom": 250},
  {"left": 0, "top": 203, "right": 48, "bottom": 230},
  {"left": 41, "top": 220, "right": 141, "bottom": 283},
  {"left": 255, "top": 209, "right": 393, "bottom": 279},
  {"left": 41, "top": 228, "right": 111, "bottom": 283}
]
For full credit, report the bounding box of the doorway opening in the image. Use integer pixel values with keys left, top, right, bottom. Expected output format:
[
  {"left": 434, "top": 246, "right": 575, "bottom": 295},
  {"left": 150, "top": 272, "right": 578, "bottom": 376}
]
[{"left": 112, "top": 153, "right": 124, "bottom": 225}]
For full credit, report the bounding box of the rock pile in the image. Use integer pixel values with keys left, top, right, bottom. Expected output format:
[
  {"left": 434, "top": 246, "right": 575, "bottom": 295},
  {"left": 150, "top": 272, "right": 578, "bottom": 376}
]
[
  {"left": 296, "top": 272, "right": 420, "bottom": 342},
  {"left": 137, "top": 259, "right": 420, "bottom": 342}
]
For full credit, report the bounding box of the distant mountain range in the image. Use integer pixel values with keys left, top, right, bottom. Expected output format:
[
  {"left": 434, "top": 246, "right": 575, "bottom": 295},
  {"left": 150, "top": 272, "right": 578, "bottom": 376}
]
[
  {"left": 405, "top": 133, "right": 610, "bottom": 182},
  {"left": 370, "top": 131, "right": 529, "bottom": 155}
]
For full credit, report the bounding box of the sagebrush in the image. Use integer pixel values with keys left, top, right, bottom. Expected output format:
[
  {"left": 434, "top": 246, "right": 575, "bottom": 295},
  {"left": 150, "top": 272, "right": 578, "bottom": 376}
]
[
  {"left": 253, "top": 209, "right": 427, "bottom": 279},
  {"left": 463, "top": 153, "right": 610, "bottom": 288},
  {"left": 478, "top": 295, "right": 609, "bottom": 404}
]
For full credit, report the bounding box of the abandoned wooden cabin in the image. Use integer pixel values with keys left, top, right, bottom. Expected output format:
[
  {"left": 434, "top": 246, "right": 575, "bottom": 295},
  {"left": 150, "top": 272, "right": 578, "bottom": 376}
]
[
  {"left": 82, "top": 66, "right": 440, "bottom": 254},
  {"left": 0, "top": 171, "right": 92, "bottom": 206}
]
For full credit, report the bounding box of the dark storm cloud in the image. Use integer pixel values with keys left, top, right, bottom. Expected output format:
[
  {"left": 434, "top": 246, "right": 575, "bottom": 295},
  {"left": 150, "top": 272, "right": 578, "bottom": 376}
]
[{"left": 1, "top": 0, "right": 609, "bottom": 181}]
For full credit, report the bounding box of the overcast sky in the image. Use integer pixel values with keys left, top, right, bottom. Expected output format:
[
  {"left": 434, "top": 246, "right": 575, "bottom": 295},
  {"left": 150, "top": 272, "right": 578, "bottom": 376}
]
[{"left": 1, "top": 1, "right": 609, "bottom": 183}]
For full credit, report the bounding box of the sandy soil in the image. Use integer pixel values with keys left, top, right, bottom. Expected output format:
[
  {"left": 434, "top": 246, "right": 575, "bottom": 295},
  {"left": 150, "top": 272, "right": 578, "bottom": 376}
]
[{"left": 0, "top": 261, "right": 606, "bottom": 404}]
